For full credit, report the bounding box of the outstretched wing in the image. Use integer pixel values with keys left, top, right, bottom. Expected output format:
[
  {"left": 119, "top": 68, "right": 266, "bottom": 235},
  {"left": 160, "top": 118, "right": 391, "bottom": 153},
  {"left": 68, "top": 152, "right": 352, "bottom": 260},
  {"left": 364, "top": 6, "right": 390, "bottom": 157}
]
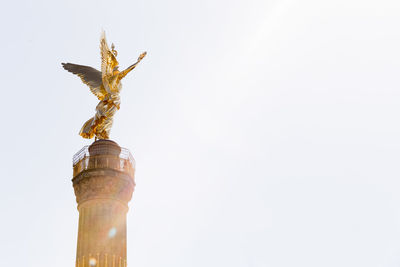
[{"left": 62, "top": 63, "right": 107, "bottom": 100}]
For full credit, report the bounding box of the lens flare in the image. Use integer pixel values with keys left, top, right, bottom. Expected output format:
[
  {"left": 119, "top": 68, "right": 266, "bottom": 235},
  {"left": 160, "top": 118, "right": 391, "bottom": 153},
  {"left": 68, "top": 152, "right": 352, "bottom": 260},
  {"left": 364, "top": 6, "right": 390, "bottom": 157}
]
[
  {"left": 89, "top": 258, "right": 97, "bottom": 266},
  {"left": 108, "top": 227, "right": 117, "bottom": 238}
]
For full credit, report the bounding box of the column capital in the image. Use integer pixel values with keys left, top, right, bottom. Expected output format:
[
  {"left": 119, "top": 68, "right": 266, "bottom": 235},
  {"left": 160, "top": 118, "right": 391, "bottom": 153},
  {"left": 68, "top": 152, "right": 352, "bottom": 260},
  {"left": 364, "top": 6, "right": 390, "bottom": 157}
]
[{"left": 72, "top": 139, "right": 136, "bottom": 205}]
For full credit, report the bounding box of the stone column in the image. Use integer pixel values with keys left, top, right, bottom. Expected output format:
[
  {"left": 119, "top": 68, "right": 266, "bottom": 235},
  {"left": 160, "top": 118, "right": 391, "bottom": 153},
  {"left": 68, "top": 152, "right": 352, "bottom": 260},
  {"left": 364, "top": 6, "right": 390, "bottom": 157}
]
[{"left": 72, "top": 140, "right": 135, "bottom": 267}]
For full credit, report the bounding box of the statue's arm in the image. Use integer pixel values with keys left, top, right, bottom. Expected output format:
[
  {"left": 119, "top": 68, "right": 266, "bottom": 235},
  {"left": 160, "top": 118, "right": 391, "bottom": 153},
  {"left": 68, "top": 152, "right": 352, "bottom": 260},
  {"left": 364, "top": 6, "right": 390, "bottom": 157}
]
[{"left": 119, "top": 52, "right": 146, "bottom": 80}]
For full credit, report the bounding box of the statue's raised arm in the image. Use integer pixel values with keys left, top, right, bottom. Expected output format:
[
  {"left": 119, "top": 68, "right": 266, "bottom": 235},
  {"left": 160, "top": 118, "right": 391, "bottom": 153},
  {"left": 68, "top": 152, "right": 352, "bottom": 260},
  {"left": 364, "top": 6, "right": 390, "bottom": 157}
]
[
  {"left": 62, "top": 31, "right": 146, "bottom": 140},
  {"left": 119, "top": 52, "right": 147, "bottom": 80}
]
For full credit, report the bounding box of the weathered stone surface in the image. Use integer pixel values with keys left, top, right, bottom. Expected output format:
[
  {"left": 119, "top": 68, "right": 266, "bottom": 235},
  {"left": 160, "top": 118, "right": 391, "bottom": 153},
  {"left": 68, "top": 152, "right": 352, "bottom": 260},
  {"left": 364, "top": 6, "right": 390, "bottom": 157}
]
[{"left": 73, "top": 169, "right": 134, "bottom": 205}]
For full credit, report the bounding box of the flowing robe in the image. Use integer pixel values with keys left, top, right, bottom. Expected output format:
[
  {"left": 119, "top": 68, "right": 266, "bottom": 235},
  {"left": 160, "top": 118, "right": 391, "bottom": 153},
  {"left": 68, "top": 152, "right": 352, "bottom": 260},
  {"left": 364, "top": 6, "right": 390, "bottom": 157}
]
[{"left": 80, "top": 78, "right": 122, "bottom": 139}]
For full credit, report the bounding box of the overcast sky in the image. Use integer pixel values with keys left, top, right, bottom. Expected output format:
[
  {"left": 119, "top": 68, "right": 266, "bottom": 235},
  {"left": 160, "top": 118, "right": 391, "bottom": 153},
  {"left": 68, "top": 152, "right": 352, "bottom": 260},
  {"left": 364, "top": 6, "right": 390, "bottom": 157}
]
[{"left": 1, "top": 0, "right": 400, "bottom": 266}]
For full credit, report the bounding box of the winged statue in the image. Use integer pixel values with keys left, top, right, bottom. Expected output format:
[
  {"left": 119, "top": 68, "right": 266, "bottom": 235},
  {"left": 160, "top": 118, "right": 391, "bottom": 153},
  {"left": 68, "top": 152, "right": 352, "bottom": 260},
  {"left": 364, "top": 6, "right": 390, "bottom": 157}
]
[{"left": 62, "top": 31, "right": 146, "bottom": 140}]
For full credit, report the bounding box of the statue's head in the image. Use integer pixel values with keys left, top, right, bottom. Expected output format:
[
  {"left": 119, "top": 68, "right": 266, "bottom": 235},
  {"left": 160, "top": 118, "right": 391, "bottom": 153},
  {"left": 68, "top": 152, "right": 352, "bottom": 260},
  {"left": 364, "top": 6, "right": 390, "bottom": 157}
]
[{"left": 111, "top": 43, "right": 118, "bottom": 57}]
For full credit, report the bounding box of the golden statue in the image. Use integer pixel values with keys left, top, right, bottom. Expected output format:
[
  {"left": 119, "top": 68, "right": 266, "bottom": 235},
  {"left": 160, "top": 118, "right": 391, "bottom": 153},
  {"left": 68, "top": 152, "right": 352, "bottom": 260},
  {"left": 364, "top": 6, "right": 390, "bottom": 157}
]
[{"left": 62, "top": 31, "right": 146, "bottom": 140}]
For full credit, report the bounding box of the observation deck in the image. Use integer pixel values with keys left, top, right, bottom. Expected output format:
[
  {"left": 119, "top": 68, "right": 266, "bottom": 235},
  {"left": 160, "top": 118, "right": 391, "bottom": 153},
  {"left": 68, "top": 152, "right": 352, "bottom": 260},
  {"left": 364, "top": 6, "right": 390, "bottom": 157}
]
[{"left": 72, "top": 139, "right": 135, "bottom": 179}]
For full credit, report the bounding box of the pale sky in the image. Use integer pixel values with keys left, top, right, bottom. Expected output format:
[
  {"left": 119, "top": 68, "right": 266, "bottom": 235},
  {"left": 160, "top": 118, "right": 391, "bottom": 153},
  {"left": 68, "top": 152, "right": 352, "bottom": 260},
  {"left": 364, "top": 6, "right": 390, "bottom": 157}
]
[{"left": 1, "top": 0, "right": 400, "bottom": 266}]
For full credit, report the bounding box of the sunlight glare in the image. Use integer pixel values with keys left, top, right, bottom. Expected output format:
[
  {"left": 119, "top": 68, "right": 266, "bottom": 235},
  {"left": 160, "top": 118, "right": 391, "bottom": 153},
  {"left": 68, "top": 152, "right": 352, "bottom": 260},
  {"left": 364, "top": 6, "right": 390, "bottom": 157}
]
[{"left": 108, "top": 227, "right": 117, "bottom": 238}]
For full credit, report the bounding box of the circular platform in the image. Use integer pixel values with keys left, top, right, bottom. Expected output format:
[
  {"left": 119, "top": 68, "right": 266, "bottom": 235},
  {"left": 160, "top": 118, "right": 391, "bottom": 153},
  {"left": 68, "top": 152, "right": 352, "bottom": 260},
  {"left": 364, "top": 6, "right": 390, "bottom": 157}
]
[{"left": 88, "top": 139, "right": 121, "bottom": 156}]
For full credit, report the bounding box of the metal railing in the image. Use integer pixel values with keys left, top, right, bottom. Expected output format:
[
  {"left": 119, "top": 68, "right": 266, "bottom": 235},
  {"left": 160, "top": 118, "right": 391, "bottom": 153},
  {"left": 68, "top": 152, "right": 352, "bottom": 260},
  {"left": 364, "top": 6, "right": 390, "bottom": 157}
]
[
  {"left": 73, "top": 145, "right": 134, "bottom": 165},
  {"left": 72, "top": 145, "right": 135, "bottom": 177}
]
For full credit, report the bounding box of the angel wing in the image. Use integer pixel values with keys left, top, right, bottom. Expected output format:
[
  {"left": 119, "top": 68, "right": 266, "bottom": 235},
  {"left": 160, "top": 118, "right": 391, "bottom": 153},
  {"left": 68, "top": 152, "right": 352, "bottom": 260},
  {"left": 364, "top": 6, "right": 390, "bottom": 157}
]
[
  {"left": 100, "top": 32, "right": 118, "bottom": 92},
  {"left": 61, "top": 63, "right": 107, "bottom": 100}
]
